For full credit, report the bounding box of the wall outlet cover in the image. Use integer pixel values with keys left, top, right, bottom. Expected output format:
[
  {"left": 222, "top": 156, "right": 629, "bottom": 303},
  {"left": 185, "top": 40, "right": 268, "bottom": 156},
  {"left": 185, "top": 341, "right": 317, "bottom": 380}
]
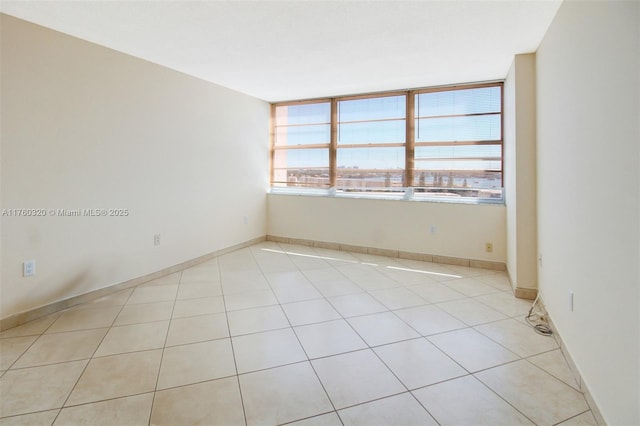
[{"left": 23, "top": 260, "right": 36, "bottom": 277}]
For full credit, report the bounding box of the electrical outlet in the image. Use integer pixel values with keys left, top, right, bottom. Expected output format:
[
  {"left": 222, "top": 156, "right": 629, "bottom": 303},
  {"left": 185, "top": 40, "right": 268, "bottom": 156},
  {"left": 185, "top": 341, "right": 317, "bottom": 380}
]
[
  {"left": 485, "top": 242, "right": 493, "bottom": 253},
  {"left": 154, "top": 234, "right": 161, "bottom": 246},
  {"left": 429, "top": 225, "right": 436, "bottom": 235},
  {"left": 243, "top": 215, "right": 248, "bottom": 225},
  {"left": 23, "top": 260, "right": 36, "bottom": 277}
]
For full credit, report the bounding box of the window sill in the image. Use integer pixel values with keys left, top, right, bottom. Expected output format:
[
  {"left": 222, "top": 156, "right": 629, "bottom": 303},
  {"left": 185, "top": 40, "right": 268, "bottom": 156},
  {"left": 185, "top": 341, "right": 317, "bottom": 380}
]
[{"left": 268, "top": 187, "right": 504, "bottom": 205}]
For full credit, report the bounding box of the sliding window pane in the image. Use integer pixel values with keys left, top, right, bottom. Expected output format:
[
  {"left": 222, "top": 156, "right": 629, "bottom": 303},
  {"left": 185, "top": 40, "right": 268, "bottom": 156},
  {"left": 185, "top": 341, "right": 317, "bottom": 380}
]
[
  {"left": 413, "top": 170, "right": 502, "bottom": 190},
  {"left": 271, "top": 167, "right": 330, "bottom": 187},
  {"left": 414, "top": 144, "right": 501, "bottom": 160},
  {"left": 414, "top": 159, "right": 502, "bottom": 172},
  {"left": 338, "top": 120, "right": 405, "bottom": 145},
  {"left": 336, "top": 170, "right": 405, "bottom": 190},
  {"left": 416, "top": 86, "right": 501, "bottom": 117},
  {"left": 274, "top": 102, "right": 331, "bottom": 147},
  {"left": 339, "top": 95, "right": 405, "bottom": 122},
  {"left": 337, "top": 147, "right": 404, "bottom": 170},
  {"left": 272, "top": 148, "right": 329, "bottom": 187},
  {"left": 274, "top": 148, "right": 328, "bottom": 169},
  {"left": 415, "top": 114, "right": 501, "bottom": 143},
  {"left": 275, "top": 103, "right": 330, "bottom": 126},
  {"left": 271, "top": 83, "right": 502, "bottom": 198},
  {"left": 336, "top": 147, "right": 405, "bottom": 189},
  {"left": 275, "top": 124, "right": 330, "bottom": 146}
]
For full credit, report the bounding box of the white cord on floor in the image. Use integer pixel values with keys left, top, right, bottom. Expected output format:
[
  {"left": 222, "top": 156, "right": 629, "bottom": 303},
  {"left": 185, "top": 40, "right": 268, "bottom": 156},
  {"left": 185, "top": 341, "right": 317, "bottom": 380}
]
[{"left": 525, "top": 294, "right": 553, "bottom": 336}]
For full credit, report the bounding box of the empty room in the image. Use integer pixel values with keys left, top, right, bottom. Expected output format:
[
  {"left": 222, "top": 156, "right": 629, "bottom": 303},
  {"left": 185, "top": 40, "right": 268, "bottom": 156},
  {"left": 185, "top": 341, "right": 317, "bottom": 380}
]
[{"left": 0, "top": 1, "right": 638, "bottom": 425}]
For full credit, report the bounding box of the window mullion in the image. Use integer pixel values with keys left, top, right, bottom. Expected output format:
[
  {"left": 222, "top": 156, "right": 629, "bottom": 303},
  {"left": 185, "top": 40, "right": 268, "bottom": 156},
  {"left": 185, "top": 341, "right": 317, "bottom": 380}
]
[
  {"left": 269, "top": 103, "right": 276, "bottom": 186},
  {"left": 330, "top": 98, "right": 338, "bottom": 188},
  {"left": 406, "top": 91, "right": 415, "bottom": 187},
  {"left": 271, "top": 82, "right": 503, "bottom": 200}
]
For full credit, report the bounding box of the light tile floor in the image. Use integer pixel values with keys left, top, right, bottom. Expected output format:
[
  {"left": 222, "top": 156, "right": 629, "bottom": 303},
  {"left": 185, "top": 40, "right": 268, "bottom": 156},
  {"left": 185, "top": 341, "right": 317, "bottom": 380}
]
[{"left": 0, "top": 242, "right": 597, "bottom": 426}]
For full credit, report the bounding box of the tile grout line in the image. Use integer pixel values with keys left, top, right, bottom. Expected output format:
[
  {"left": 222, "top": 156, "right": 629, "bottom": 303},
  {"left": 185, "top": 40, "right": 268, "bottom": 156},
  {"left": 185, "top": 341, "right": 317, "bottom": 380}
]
[
  {"left": 50, "top": 282, "right": 139, "bottom": 425},
  {"left": 523, "top": 357, "right": 590, "bottom": 400},
  {"left": 470, "top": 368, "right": 545, "bottom": 425},
  {"left": 1, "top": 308, "right": 68, "bottom": 374},
  {"left": 248, "top": 242, "right": 345, "bottom": 426},
  {"left": 550, "top": 409, "right": 594, "bottom": 426},
  {"left": 524, "top": 348, "right": 583, "bottom": 392},
  {"left": 192, "top": 246, "right": 562, "bottom": 424},
  {"left": 259, "top": 243, "right": 528, "bottom": 397},
  {"left": 328, "top": 283, "right": 454, "bottom": 425},
  {"left": 271, "top": 243, "right": 540, "bottom": 426},
  {"left": 281, "top": 244, "right": 444, "bottom": 424},
  {"left": 276, "top": 411, "right": 338, "bottom": 426},
  {"left": 147, "top": 270, "right": 182, "bottom": 426},
  {"left": 217, "top": 256, "right": 249, "bottom": 426},
  {"left": 470, "top": 316, "right": 560, "bottom": 360},
  {"left": 3, "top": 241, "right": 561, "bottom": 425}
]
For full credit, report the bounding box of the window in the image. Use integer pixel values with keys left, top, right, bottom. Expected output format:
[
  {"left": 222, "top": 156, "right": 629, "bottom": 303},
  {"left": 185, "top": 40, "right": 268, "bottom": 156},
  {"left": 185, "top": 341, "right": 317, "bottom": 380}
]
[
  {"left": 337, "top": 94, "right": 406, "bottom": 194},
  {"left": 272, "top": 101, "right": 331, "bottom": 188},
  {"left": 413, "top": 85, "right": 502, "bottom": 199},
  {"left": 270, "top": 82, "right": 503, "bottom": 201}
]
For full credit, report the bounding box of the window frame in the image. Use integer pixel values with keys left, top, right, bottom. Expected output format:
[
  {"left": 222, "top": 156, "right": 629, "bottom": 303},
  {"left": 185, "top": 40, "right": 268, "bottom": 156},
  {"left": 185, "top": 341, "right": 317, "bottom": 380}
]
[
  {"left": 336, "top": 91, "right": 407, "bottom": 193},
  {"left": 270, "top": 98, "right": 332, "bottom": 188},
  {"left": 270, "top": 81, "right": 504, "bottom": 203},
  {"left": 411, "top": 82, "right": 503, "bottom": 198}
]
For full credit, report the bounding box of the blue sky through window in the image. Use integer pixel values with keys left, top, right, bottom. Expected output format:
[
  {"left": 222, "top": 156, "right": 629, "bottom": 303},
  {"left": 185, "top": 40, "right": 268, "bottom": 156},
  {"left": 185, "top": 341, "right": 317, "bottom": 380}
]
[{"left": 273, "top": 85, "right": 502, "bottom": 191}]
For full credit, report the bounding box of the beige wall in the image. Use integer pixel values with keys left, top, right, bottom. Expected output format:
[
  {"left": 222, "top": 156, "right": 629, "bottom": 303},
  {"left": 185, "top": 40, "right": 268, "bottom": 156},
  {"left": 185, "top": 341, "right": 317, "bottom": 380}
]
[
  {"left": 536, "top": 1, "right": 639, "bottom": 424},
  {"left": 0, "top": 15, "right": 269, "bottom": 319},
  {"left": 504, "top": 63, "right": 517, "bottom": 281},
  {"left": 504, "top": 53, "right": 538, "bottom": 293},
  {"left": 267, "top": 194, "right": 506, "bottom": 263}
]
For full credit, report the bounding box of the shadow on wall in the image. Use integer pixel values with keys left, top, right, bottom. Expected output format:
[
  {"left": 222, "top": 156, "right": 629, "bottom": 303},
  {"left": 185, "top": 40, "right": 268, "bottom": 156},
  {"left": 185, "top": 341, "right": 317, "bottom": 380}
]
[{"left": 3, "top": 269, "right": 94, "bottom": 326}]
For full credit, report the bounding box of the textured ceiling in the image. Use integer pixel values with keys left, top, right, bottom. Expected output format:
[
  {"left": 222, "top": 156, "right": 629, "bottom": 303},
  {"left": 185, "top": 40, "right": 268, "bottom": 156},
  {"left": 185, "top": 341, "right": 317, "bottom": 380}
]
[{"left": 0, "top": 1, "right": 562, "bottom": 102}]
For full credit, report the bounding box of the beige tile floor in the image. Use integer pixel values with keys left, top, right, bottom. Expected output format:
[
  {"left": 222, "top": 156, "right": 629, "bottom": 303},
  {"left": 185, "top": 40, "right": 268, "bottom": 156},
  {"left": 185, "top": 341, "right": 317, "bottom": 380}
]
[{"left": 0, "top": 242, "right": 597, "bottom": 426}]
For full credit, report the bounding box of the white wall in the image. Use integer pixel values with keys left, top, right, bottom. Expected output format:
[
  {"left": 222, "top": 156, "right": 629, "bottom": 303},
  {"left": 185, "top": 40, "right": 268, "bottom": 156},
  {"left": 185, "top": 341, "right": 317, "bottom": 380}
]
[
  {"left": 536, "top": 1, "right": 639, "bottom": 424},
  {"left": 1, "top": 15, "right": 269, "bottom": 319},
  {"left": 504, "top": 53, "right": 538, "bottom": 294},
  {"left": 268, "top": 194, "right": 506, "bottom": 263},
  {"left": 504, "top": 63, "right": 518, "bottom": 280}
]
